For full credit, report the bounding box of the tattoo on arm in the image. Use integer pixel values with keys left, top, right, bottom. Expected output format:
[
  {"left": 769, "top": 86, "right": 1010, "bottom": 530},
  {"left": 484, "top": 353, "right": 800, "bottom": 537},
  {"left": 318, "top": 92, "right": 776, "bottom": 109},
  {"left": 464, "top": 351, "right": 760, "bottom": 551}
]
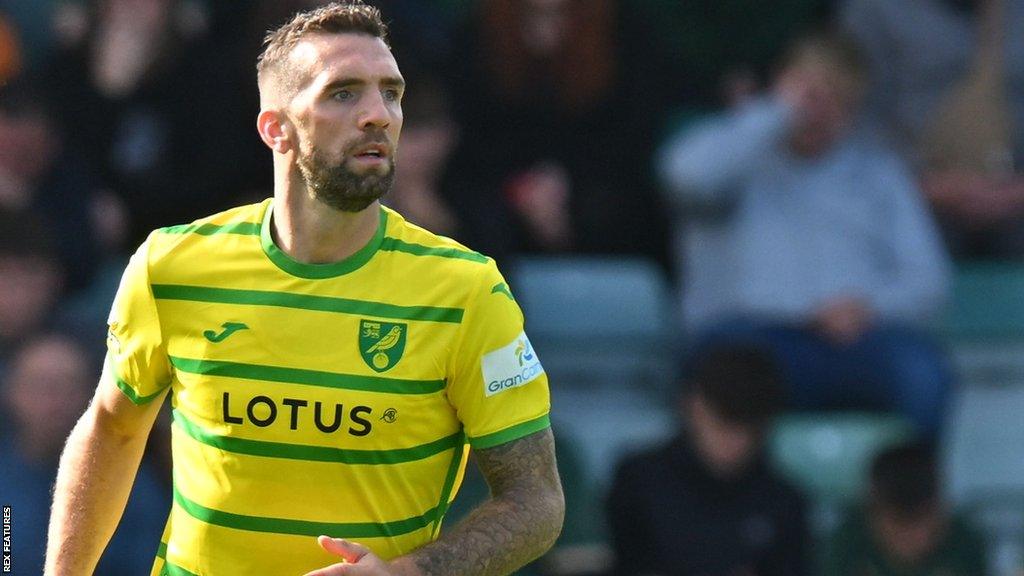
[{"left": 406, "top": 428, "right": 565, "bottom": 576}]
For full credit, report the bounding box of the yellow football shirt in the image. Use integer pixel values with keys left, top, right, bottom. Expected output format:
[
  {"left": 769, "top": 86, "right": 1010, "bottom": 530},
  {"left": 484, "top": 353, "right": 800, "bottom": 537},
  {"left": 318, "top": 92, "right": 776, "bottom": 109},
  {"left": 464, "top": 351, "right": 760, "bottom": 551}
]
[{"left": 104, "top": 199, "right": 551, "bottom": 575}]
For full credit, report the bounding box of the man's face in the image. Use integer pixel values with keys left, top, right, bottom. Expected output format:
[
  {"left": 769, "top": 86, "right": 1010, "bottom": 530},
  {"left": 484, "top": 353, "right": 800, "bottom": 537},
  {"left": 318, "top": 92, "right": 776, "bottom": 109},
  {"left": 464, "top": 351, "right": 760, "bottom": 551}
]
[
  {"left": 0, "top": 110, "right": 57, "bottom": 183},
  {"left": 6, "top": 338, "right": 92, "bottom": 457},
  {"left": 870, "top": 505, "right": 945, "bottom": 565},
  {"left": 686, "top": 394, "right": 760, "bottom": 479},
  {"left": 285, "top": 33, "right": 404, "bottom": 212},
  {"left": 781, "top": 55, "right": 863, "bottom": 156},
  {"left": 0, "top": 255, "right": 61, "bottom": 341}
]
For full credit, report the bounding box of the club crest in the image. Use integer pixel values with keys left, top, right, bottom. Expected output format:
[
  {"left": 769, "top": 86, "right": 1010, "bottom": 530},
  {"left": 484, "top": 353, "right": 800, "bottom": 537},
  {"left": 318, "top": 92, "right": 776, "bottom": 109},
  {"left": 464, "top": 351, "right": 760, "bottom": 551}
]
[{"left": 359, "top": 320, "right": 407, "bottom": 372}]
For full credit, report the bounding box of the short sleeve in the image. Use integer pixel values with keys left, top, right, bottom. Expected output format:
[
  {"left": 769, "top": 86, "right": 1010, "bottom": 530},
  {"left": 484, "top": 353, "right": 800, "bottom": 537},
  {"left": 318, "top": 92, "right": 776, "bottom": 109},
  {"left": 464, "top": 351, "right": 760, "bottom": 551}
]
[
  {"left": 104, "top": 235, "right": 171, "bottom": 404},
  {"left": 446, "top": 262, "right": 550, "bottom": 449}
]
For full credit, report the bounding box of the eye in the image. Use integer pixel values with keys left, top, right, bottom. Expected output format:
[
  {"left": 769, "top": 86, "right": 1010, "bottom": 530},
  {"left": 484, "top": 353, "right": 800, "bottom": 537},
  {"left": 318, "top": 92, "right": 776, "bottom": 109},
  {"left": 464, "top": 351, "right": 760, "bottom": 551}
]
[
  {"left": 383, "top": 88, "right": 401, "bottom": 102},
  {"left": 332, "top": 89, "right": 354, "bottom": 101}
]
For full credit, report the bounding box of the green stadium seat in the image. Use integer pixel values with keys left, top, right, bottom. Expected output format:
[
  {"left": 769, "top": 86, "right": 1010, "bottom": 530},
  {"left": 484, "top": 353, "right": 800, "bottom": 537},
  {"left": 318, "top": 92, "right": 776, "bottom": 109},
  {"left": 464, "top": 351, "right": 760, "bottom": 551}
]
[
  {"left": 511, "top": 256, "right": 679, "bottom": 394},
  {"left": 943, "top": 263, "right": 1024, "bottom": 387},
  {"left": 768, "top": 412, "right": 915, "bottom": 534},
  {"left": 945, "top": 263, "right": 1024, "bottom": 340},
  {"left": 945, "top": 386, "right": 1024, "bottom": 503},
  {"left": 961, "top": 495, "right": 1024, "bottom": 576}
]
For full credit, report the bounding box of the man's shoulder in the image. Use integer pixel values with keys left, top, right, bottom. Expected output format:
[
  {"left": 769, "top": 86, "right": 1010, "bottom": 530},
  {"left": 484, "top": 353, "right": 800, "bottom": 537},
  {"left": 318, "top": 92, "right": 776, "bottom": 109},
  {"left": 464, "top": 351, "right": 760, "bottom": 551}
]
[
  {"left": 611, "top": 438, "right": 678, "bottom": 485},
  {"left": 382, "top": 206, "right": 490, "bottom": 262},
  {"left": 840, "top": 128, "right": 908, "bottom": 171},
  {"left": 143, "top": 200, "right": 268, "bottom": 263},
  {"left": 152, "top": 200, "right": 268, "bottom": 239},
  {"left": 380, "top": 206, "right": 497, "bottom": 284}
]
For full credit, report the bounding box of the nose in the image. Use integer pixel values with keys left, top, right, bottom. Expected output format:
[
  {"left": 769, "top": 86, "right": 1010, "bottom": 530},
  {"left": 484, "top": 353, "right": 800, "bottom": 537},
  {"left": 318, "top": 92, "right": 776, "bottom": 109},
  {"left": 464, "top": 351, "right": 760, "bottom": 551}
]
[{"left": 358, "top": 91, "right": 391, "bottom": 131}]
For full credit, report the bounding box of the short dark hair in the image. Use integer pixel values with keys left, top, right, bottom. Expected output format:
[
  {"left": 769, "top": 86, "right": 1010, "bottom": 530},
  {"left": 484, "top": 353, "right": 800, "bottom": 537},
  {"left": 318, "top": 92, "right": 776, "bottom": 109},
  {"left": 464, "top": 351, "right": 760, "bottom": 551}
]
[
  {"left": 686, "top": 345, "right": 785, "bottom": 426},
  {"left": 257, "top": 1, "right": 390, "bottom": 94},
  {"left": 870, "top": 441, "right": 939, "bottom": 519}
]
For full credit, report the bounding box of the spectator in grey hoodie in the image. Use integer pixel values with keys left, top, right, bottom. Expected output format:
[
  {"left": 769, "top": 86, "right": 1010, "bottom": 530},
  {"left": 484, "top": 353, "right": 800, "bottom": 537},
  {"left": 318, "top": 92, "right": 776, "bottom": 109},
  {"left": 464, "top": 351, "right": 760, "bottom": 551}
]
[{"left": 659, "top": 31, "right": 952, "bottom": 437}]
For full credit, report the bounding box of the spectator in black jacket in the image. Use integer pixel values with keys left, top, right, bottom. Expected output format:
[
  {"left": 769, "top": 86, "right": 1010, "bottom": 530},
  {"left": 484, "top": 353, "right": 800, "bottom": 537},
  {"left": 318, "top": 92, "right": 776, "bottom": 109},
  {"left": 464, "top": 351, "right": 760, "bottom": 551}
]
[
  {"left": 607, "top": 345, "right": 809, "bottom": 576},
  {"left": 823, "top": 441, "right": 987, "bottom": 576}
]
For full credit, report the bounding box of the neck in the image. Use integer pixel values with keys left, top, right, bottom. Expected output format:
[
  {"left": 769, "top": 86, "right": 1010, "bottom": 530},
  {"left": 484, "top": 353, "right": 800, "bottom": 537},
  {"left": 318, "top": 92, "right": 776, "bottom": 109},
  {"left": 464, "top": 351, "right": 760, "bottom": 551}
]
[{"left": 271, "top": 168, "right": 381, "bottom": 264}]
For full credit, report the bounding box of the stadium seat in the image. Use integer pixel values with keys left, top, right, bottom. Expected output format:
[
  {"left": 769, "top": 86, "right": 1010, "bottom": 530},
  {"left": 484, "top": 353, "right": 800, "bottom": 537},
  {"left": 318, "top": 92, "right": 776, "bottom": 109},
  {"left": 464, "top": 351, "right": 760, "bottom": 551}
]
[
  {"left": 550, "top": 386, "right": 676, "bottom": 489},
  {"left": 943, "top": 263, "right": 1024, "bottom": 387},
  {"left": 962, "top": 495, "right": 1024, "bottom": 576},
  {"left": 944, "top": 385, "right": 1024, "bottom": 503},
  {"left": 768, "top": 412, "right": 915, "bottom": 534},
  {"left": 510, "top": 256, "right": 679, "bottom": 393},
  {"left": 941, "top": 264, "right": 1024, "bottom": 574}
]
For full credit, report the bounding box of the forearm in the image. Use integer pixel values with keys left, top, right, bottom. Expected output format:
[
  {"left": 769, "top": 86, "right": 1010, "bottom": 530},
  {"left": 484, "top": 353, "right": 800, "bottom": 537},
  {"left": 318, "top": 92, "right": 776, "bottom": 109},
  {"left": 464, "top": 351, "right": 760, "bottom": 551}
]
[
  {"left": 45, "top": 405, "right": 151, "bottom": 575},
  {"left": 395, "top": 429, "right": 565, "bottom": 576},
  {"left": 658, "top": 98, "right": 792, "bottom": 205},
  {"left": 395, "top": 485, "right": 563, "bottom": 576}
]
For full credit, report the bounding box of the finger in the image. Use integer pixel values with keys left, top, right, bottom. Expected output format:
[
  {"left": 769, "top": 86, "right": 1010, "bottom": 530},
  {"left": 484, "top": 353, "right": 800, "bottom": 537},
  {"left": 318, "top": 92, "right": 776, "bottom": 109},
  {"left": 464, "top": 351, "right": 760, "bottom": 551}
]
[
  {"left": 318, "top": 535, "right": 371, "bottom": 563},
  {"left": 302, "top": 561, "right": 351, "bottom": 576}
]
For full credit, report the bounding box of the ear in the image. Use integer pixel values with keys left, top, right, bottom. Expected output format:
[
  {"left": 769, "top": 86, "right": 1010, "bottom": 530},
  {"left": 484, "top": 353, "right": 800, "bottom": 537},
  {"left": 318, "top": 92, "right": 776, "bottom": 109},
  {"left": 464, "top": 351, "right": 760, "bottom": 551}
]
[{"left": 256, "top": 109, "right": 291, "bottom": 154}]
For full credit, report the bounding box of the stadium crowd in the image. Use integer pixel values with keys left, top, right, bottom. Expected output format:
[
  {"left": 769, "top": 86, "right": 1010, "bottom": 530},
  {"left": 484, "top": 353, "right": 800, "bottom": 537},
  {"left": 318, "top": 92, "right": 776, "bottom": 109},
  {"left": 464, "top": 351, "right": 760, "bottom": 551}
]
[{"left": 2, "top": 0, "right": 1023, "bottom": 574}]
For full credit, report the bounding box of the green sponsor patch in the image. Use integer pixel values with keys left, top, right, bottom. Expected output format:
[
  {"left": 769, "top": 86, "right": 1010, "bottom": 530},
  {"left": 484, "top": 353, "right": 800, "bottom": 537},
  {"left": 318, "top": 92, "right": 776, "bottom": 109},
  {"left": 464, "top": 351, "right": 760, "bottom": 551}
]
[{"left": 359, "top": 320, "right": 407, "bottom": 372}]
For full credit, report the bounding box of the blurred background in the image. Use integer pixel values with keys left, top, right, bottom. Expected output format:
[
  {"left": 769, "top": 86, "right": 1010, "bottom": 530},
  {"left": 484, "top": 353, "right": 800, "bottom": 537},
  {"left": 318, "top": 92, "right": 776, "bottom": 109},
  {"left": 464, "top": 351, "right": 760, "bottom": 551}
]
[{"left": 3, "top": 0, "right": 1024, "bottom": 574}]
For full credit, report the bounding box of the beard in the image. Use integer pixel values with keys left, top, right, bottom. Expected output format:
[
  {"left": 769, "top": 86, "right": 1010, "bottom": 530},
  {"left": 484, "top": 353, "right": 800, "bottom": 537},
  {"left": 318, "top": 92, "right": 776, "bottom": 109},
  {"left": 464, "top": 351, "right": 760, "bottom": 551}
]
[{"left": 296, "top": 139, "right": 395, "bottom": 213}]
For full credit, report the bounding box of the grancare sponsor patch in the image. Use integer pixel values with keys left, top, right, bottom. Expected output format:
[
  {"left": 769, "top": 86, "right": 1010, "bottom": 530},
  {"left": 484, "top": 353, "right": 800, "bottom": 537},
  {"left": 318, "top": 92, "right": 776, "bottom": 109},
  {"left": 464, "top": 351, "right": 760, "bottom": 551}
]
[{"left": 482, "top": 331, "right": 544, "bottom": 397}]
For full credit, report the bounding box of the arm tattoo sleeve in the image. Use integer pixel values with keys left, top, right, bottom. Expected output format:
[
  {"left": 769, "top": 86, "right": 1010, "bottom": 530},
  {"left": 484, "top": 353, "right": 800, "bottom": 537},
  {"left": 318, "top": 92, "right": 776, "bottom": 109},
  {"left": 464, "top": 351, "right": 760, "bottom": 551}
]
[{"left": 406, "top": 428, "right": 565, "bottom": 576}]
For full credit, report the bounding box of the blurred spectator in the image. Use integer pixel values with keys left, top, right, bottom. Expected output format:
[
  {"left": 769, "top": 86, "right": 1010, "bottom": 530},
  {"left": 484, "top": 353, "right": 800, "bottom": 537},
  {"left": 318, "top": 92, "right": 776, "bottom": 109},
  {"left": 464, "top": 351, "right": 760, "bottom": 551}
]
[
  {"left": 823, "top": 441, "right": 987, "bottom": 575},
  {"left": 842, "top": 0, "right": 1024, "bottom": 257},
  {"left": 659, "top": 31, "right": 952, "bottom": 437},
  {"left": 606, "top": 345, "right": 809, "bottom": 576},
  {"left": 383, "top": 72, "right": 460, "bottom": 236},
  {"left": 0, "top": 333, "right": 169, "bottom": 575},
  {"left": 0, "top": 10, "right": 22, "bottom": 82},
  {"left": 441, "top": 0, "right": 669, "bottom": 265},
  {"left": 0, "top": 210, "right": 63, "bottom": 374},
  {"left": 0, "top": 77, "right": 113, "bottom": 290},
  {"left": 42, "top": 0, "right": 264, "bottom": 245}
]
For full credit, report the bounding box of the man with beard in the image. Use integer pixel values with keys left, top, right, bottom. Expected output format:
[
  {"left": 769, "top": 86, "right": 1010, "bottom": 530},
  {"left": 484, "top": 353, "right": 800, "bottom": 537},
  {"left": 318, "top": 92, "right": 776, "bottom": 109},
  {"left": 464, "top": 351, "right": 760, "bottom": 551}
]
[{"left": 44, "top": 3, "right": 564, "bottom": 575}]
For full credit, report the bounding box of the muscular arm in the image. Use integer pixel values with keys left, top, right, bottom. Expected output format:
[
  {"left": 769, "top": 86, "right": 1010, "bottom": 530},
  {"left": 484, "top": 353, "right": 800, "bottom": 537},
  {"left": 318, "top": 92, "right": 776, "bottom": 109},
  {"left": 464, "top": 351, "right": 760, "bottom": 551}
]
[
  {"left": 44, "top": 371, "right": 167, "bottom": 575},
  {"left": 308, "top": 427, "right": 564, "bottom": 576},
  {"left": 401, "top": 428, "right": 565, "bottom": 575}
]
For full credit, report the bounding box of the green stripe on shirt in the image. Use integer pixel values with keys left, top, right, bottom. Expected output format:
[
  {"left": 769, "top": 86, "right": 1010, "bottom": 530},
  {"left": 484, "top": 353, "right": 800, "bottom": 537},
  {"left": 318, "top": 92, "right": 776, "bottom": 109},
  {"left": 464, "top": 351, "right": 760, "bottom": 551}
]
[
  {"left": 151, "top": 284, "right": 464, "bottom": 324},
  {"left": 379, "top": 237, "right": 489, "bottom": 263},
  {"left": 169, "top": 356, "right": 446, "bottom": 395},
  {"left": 468, "top": 413, "right": 551, "bottom": 449},
  {"left": 173, "top": 484, "right": 439, "bottom": 539},
  {"left": 173, "top": 409, "right": 462, "bottom": 464},
  {"left": 104, "top": 356, "right": 168, "bottom": 405},
  {"left": 155, "top": 542, "right": 199, "bottom": 576},
  {"left": 158, "top": 222, "right": 261, "bottom": 236}
]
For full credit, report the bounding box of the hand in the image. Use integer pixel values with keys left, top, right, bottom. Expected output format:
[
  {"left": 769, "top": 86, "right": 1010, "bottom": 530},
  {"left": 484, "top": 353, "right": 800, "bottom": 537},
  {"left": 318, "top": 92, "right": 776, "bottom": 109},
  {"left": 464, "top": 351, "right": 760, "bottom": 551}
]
[
  {"left": 812, "top": 296, "right": 874, "bottom": 346},
  {"left": 505, "top": 162, "right": 573, "bottom": 250},
  {"left": 303, "top": 536, "right": 408, "bottom": 576}
]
